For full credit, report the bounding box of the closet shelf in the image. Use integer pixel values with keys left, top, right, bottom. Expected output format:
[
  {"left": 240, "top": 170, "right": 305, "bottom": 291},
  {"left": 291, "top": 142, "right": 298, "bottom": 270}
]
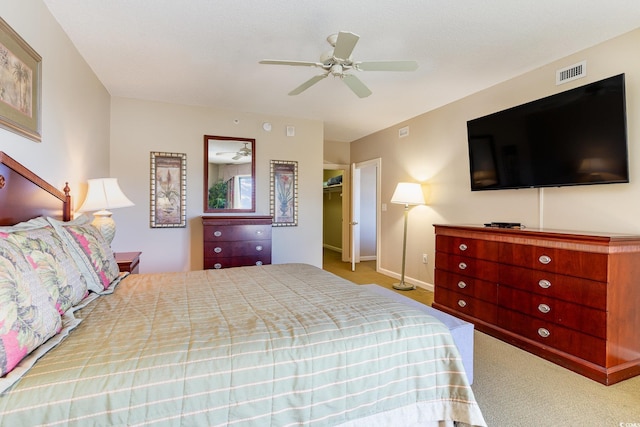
[{"left": 324, "top": 184, "right": 342, "bottom": 193}]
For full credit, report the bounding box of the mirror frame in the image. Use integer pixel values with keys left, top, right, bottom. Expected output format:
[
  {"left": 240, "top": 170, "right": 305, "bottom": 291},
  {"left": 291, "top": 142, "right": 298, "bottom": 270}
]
[{"left": 203, "top": 135, "right": 256, "bottom": 213}]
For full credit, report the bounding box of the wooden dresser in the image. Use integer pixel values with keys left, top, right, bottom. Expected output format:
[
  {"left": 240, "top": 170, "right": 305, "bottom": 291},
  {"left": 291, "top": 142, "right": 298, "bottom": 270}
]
[
  {"left": 433, "top": 224, "right": 640, "bottom": 385},
  {"left": 202, "top": 216, "right": 272, "bottom": 269}
]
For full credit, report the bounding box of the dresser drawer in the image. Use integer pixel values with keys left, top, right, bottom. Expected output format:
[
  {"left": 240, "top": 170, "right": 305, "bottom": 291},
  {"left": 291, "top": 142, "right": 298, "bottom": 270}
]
[
  {"left": 499, "top": 242, "right": 608, "bottom": 281},
  {"left": 203, "top": 224, "right": 271, "bottom": 242},
  {"left": 497, "top": 308, "right": 605, "bottom": 365},
  {"left": 435, "top": 252, "right": 499, "bottom": 282},
  {"left": 204, "top": 240, "right": 271, "bottom": 259},
  {"left": 434, "top": 269, "right": 498, "bottom": 303},
  {"left": 497, "top": 286, "right": 606, "bottom": 339},
  {"left": 435, "top": 235, "right": 500, "bottom": 261},
  {"left": 204, "top": 255, "right": 270, "bottom": 269},
  {"left": 434, "top": 287, "right": 498, "bottom": 324},
  {"left": 499, "top": 265, "right": 606, "bottom": 310}
]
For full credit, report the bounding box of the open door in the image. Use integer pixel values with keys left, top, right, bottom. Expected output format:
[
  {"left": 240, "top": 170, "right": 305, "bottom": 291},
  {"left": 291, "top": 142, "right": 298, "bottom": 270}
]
[
  {"left": 349, "top": 158, "right": 381, "bottom": 272},
  {"left": 350, "top": 163, "right": 361, "bottom": 271}
]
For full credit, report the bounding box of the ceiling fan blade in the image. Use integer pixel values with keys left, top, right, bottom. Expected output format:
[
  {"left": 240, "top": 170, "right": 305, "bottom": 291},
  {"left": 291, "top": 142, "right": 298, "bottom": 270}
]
[
  {"left": 288, "top": 74, "right": 328, "bottom": 96},
  {"left": 333, "top": 31, "right": 359, "bottom": 60},
  {"left": 342, "top": 74, "right": 372, "bottom": 98},
  {"left": 232, "top": 154, "right": 242, "bottom": 160},
  {"left": 259, "top": 60, "right": 322, "bottom": 67},
  {"left": 356, "top": 60, "right": 419, "bottom": 71}
]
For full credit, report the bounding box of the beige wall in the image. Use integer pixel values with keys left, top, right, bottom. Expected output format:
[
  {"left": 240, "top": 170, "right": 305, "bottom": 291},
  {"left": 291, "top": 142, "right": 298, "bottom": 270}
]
[
  {"left": 323, "top": 139, "right": 350, "bottom": 165},
  {"left": 109, "top": 97, "right": 324, "bottom": 272},
  {"left": 0, "top": 1, "right": 111, "bottom": 201},
  {"left": 352, "top": 28, "right": 640, "bottom": 290}
]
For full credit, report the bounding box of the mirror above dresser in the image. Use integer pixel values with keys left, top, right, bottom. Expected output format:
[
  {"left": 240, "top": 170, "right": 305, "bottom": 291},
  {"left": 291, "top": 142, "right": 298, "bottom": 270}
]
[{"left": 204, "top": 135, "right": 255, "bottom": 213}]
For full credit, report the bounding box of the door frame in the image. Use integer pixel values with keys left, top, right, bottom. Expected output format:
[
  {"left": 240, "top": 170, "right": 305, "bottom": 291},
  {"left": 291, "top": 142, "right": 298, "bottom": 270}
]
[{"left": 323, "top": 163, "right": 351, "bottom": 262}]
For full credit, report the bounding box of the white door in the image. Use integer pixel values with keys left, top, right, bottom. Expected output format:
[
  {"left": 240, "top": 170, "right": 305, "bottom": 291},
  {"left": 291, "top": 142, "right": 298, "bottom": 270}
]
[
  {"left": 350, "top": 163, "right": 361, "bottom": 271},
  {"left": 350, "top": 158, "right": 381, "bottom": 272}
]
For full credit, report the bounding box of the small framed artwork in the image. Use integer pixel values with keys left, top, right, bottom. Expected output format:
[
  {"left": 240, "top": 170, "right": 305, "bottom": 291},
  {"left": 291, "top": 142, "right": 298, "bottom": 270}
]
[
  {"left": 270, "top": 160, "right": 298, "bottom": 227},
  {"left": 150, "top": 152, "right": 187, "bottom": 228},
  {"left": 0, "top": 17, "right": 42, "bottom": 142}
]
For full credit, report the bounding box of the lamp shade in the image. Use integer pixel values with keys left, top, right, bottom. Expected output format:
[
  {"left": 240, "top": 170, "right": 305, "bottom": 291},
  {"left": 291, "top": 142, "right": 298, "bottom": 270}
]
[
  {"left": 390, "top": 182, "right": 425, "bottom": 206},
  {"left": 77, "top": 178, "right": 134, "bottom": 212}
]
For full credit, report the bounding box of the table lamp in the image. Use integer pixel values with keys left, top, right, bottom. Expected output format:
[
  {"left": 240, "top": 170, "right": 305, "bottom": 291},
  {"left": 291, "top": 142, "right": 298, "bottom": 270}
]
[{"left": 77, "top": 178, "right": 134, "bottom": 244}]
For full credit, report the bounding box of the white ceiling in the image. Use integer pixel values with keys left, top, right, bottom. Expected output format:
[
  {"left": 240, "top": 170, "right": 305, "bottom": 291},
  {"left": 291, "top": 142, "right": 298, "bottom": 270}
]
[{"left": 43, "top": 1, "right": 640, "bottom": 142}]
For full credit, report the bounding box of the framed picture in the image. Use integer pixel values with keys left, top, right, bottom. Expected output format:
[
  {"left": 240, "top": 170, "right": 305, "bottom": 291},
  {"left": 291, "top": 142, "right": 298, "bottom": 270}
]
[
  {"left": 270, "top": 160, "right": 298, "bottom": 227},
  {"left": 0, "top": 17, "right": 41, "bottom": 142},
  {"left": 150, "top": 152, "right": 187, "bottom": 228}
]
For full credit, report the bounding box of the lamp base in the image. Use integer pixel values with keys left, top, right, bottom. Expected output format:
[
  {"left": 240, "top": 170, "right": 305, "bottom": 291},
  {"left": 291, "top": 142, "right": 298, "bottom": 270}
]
[
  {"left": 91, "top": 210, "right": 116, "bottom": 245},
  {"left": 393, "top": 281, "right": 415, "bottom": 291}
]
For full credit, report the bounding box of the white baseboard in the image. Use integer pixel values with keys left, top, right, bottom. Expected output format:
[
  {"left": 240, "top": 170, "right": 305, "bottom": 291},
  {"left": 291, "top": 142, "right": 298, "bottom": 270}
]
[
  {"left": 377, "top": 266, "right": 434, "bottom": 292},
  {"left": 323, "top": 244, "right": 342, "bottom": 253}
]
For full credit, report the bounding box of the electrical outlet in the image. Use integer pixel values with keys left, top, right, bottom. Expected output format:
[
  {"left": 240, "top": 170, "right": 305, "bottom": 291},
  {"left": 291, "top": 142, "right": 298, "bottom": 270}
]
[{"left": 422, "top": 253, "right": 428, "bottom": 264}]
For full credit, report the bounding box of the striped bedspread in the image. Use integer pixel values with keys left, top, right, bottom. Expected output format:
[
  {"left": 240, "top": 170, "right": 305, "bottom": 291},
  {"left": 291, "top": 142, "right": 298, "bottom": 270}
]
[{"left": 0, "top": 263, "right": 485, "bottom": 426}]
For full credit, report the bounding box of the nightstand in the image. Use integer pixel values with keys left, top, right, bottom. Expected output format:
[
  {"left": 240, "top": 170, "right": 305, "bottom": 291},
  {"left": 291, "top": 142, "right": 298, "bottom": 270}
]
[{"left": 115, "top": 251, "right": 141, "bottom": 274}]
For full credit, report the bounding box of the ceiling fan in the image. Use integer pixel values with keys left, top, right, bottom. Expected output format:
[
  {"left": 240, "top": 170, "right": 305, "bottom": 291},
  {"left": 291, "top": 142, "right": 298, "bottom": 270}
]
[
  {"left": 259, "top": 31, "right": 418, "bottom": 98},
  {"left": 216, "top": 142, "right": 252, "bottom": 161}
]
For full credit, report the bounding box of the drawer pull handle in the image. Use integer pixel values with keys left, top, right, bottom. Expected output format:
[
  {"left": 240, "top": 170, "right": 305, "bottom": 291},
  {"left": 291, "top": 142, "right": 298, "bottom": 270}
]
[
  {"left": 459, "top": 243, "right": 468, "bottom": 251},
  {"left": 538, "top": 279, "right": 551, "bottom": 289},
  {"left": 256, "top": 245, "right": 263, "bottom": 251},
  {"left": 256, "top": 261, "right": 263, "bottom": 266},
  {"left": 214, "top": 247, "right": 222, "bottom": 253},
  {"left": 538, "top": 303, "right": 551, "bottom": 314},
  {"left": 458, "top": 262, "right": 467, "bottom": 270},
  {"left": 538, "top": 255, "right": 552, "bottom": 265},
  {"left": 537, "top": 328, "right": 550, "bottom": 338},
  {"left": 214, "top": 230, "right": 222, "bottom": 237},
  {"left": 214, "top": 263, "right": 222, "bottom": 269},
  {"left": 457, "top": 299, "right": 467, "bottom": 308},
  {"left": 256, "top": 230, "right": 263, "bottom": 236},
  {"left": 457, "top": 281, "right": 467, "bottom": 289}
]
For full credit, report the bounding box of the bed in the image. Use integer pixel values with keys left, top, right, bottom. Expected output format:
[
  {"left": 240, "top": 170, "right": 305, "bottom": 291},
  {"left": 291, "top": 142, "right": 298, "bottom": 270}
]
[{"left": 0, "top": 151, "right": 485, "bottom": 426}]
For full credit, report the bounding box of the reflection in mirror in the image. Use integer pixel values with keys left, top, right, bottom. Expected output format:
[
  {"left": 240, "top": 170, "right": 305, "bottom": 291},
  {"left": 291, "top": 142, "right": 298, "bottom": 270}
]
[{"left": 204, "top": 135, "right": 255, "bottom": 212}]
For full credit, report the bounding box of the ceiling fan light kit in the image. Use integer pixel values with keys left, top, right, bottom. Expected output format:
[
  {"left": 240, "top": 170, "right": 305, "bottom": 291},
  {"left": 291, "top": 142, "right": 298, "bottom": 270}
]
[
  {"left": 216, "top": 142, "right": 252, "bottom": 161},
  {"left": 260, "top": 31, "right": 418, "bottom": 98}
]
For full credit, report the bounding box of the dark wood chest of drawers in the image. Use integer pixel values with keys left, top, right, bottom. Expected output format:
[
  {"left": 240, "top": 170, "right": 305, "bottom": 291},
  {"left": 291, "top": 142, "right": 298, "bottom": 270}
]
[
  {"left": 202, "top": 216, "right": 272, "bottom": 269},
  {"left": 433, "top": 224, "right": 640, "bottom": 385}
]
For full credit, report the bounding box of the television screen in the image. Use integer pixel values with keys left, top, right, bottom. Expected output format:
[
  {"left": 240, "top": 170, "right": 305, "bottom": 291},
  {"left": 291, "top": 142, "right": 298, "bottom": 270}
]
[{"left": 467, "top": 74, "right": 628, "bottom": 191}]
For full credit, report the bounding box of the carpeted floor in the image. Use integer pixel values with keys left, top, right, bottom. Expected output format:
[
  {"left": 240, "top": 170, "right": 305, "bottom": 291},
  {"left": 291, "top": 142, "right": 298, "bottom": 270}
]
[
  {"left": 322, "top": 248, "right": 640, "bottom": 426},
  {"left": 322, "top": 248, "right": 433, "bottom": 306}
]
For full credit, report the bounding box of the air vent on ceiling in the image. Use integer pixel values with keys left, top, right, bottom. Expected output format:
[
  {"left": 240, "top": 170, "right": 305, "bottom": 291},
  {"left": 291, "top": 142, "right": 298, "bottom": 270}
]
[{"left": 556, "top": 61, "right": 586, "bottom": 85}]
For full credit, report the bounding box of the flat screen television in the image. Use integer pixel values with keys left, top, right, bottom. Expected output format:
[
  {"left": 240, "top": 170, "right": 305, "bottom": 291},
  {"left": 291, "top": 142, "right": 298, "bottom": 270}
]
[{"left": 467, "top": 74, "right": 628, "bottom": 191}]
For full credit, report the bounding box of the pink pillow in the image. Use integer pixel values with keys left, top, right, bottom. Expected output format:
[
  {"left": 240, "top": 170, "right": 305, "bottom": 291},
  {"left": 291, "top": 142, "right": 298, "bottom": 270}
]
[
  {"left": 0, "top": 238, "right": 62, "bottom": 377},
  {"left": 46, "top": 215, "right": 120, "bottom": 294},
  {"left": 1, "top": 222, "right": 88, "bottom": 314}
]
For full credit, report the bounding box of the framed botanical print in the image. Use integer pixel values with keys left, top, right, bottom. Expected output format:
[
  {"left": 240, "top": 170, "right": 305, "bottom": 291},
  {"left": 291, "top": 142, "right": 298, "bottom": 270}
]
[
  {"left": 0, "top": 17, "right": 42, "bottom": 142},
  {"left": 150, "top": 152, "right": 186, "bottom": 228},
  {"left": 270, "top": 160, "right": 298, "bottom": 227}
]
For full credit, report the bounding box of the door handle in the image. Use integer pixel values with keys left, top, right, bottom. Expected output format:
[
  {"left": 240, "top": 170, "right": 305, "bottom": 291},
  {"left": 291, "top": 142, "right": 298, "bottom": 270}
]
[{"left": 350, "top": 221, "right": 359, "bottom": 225}]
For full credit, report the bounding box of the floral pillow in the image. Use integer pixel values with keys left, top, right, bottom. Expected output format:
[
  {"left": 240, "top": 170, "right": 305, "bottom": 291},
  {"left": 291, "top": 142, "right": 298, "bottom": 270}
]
[
  {"left": 0, "top": 238, "right": 62, "bottom": 377},
  {"left": 0, "top": 221, "right": 88, "bottom": 314},
  {"left": 46, "top": 215, "right": 120, "bottom": 294}
]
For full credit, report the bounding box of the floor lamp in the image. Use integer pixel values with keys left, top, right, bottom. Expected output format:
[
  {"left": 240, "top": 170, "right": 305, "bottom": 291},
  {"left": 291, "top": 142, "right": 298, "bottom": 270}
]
[
  {"left": 391, "top": 182, "right": 425, "bottom": 291},
  {"left": 77, "top": 178, "right": 134, "bottom": 245}
]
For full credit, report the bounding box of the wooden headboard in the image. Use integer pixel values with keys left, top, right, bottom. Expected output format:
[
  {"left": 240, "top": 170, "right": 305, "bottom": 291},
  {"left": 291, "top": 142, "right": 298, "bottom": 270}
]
[{"left": 0, "top": 151, "right": 71, "bottom": 225}]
